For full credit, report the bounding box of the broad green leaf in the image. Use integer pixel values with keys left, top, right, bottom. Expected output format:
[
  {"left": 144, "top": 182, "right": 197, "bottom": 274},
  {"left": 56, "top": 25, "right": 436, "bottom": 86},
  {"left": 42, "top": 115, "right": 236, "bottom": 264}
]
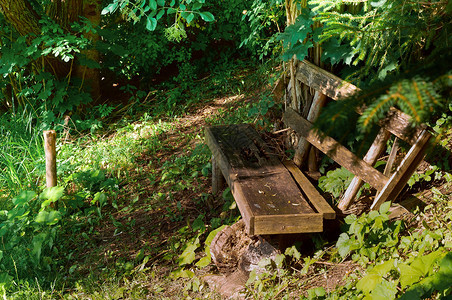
[
  {"left": 146, "top": 17, "right": 157, "bottom": 31},
  {"left": 12, "top": 191, "right": 36, "bottom": 206},
  {"left": 170, "top": 268, "right": 194, "bottom": 278},
  {"left": 370, "top": 259, "right": 395, "bottom": 276},
  {"left": 157, "top": 0, "right": 165, "bottom": 6},
  {"left": 199, "top": 12, "right": 214, "bottom": 22},
  {"left": 192, "top": 3, "right": 202, "bottom": 10},
  {"left": 156, "top": 9, "right": 165, "bottom": 20},
  {"left": 186, "top": 13, "right": 195, "bottom": 24},
  {"left": 433, "top": 252, "right": 452, "bottom": 290},
  {"left": 101, "top": 3, "right": 118, "bottom": 15},
  {"left": 399, "top": 263, "right": 423, "bottom": 289},
  {"left": 370, "top": 279, "right": 397, "bottom": 300},
  {"left": 195, "top": 255, "right": 210, "bottom": 268},
  {"left": 35, "top": 210, "right": 62, "bottom": 225},
  {"left": 31, "top": 232, "right": 47, "bottom": 263},
  {"left": 92, "top": 192, "right": 107, "bottom": 206},
  {"left": 411, "top": 250, "right": 443, "bottom": 276},
  {"left": 149, "top": 0, "right": 157, "bottom": 10},
  {"left": 336, "top": 233, "right": 352, "bottom": 258},
  {"left": 379, "top": 201, "right": 391, "bottom": 215},
  {"left": 178, "top": 236, "right": 200, "bottom": 266},
  {"left": 356, "top": 273, "right": 382, "bottom": 294},
  {"left": 39, "top": 186, "right": 64, "bottom": 203}
]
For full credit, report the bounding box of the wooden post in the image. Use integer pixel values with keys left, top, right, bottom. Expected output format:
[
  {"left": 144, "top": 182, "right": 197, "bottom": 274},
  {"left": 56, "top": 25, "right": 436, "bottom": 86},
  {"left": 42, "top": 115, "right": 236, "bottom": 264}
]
[
  {"left": 293, "top": 91, "right": 327, "bottom": 167},
  {"left": 337, "top": 128, "right": 391, "bottom": 212},
  {"left": 44, "top": 130, "right": 57, "bottom": 188},
  {"left": 212, "top": 156, "right": 225, "bottom": 194}
]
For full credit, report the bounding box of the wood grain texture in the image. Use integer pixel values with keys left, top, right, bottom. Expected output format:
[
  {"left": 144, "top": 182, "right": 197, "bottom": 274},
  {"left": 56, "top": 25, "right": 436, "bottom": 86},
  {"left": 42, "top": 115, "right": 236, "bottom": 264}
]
[
  {"left": 43, "top": 130, "right": 57, "bottom": 188},
  {"left": 212, "top": 155, "right": 225, "bottom": 194},
  {"left": 296, "top": 60, "right": 357, "bottom": 100},
  {"left": 283, "top": 108, "right": 389, "bottom": 190},
  {"left": 205, "top": 124, "right": 323, "bottom": 235},
  {"left": 370, "top": 130, "right": 432, "bottom": 210},
  {"left": 283, "top": 160, "right": 336, "bottom": 219},
  {"left": 254, "top": 214, "right": 322, "bottom": 235},
  {"left": 338, "top": 128, "right": 391, "bottom": 211},
  {"left": 296, "top": 60, "right": 425, "bottom": 145},
  {"left": 294, "top": 91, "right": 327, "bottom": 167}
]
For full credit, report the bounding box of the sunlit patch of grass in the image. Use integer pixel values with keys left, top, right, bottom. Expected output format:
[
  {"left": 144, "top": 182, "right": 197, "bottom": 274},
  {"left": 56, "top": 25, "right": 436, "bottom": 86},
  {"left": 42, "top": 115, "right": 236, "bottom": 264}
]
[{"left": 58, "top": 120, "right": 175, "bottom": 178}]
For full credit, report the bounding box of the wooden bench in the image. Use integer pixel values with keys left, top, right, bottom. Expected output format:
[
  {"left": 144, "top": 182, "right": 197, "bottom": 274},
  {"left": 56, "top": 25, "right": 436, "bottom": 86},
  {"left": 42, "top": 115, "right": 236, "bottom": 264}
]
[
  {"left": 205, "top": 124, "right": 335, "bottom": 236},
  {"left": 205, "top": 61, "right": 432, "bottom": 235}
]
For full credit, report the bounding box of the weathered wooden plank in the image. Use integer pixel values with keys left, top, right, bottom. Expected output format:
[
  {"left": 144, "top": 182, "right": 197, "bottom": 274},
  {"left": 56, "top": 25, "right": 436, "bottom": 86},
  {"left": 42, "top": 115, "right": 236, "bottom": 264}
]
[
  {"left": 254, "top": 213, "right": 323, "bottom": 235},
  {"left": 206, "top": 124, "right": 321, "bottom": 235},
  {"left": 283, "top": 108, "right": 389, "bottom": 190},
  {"left": 296, "top": 60, "right": 357, "bottom": 101},
  {"left": 283, "top": 160, "right": 336, "bottom": 219},
  {"left": 296, "top": 60, "right": 425, "bottom": 145},
  {"left": 370, "top": 129, "right": 432, "bottom": 210},
  {"left": 337, "top": 128, "right": 391, "bottom": 211}
]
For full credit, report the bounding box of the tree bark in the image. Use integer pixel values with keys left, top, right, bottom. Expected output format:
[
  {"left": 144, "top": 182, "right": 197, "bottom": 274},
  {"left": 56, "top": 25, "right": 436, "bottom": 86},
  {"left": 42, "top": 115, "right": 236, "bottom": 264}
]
[
  {"left": 76, "top": 0, "right": 102, "bottom": 100},
  {"left": 0, "top": 0, "right": 101, "bottom": 101},
  {"left": 0, "top": 0, "right": 41, "bottom": 36}
]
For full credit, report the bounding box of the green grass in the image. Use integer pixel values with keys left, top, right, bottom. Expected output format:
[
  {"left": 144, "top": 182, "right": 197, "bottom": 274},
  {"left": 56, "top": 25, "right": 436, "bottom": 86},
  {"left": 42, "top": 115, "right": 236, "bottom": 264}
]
[{"left": 0, "top": 109, "right": 45, "bottom": 201}]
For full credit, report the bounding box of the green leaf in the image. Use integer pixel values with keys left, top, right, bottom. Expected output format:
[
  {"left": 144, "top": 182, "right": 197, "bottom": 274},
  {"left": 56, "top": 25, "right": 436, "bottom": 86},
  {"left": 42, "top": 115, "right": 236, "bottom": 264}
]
[
  {"left": 199, "top": 12, "right": 214, "bottom": 22},
  {"left": 195, "top": 255, "right": 210, "bottom": 268},
  {"left": 40, "top": 186, "right": 64, "bottom": 208},
  {"left": 157, "top": 0, "right": 165, "bottom": 6},
  {"left": 186, "top": 13, "right": 195, "bottom": 24},
  {"left": 149, "top": 0, "right": 157, "bottom": 10},
  {"left": 285, "top": 245, "right": 301, "bottom": 260},
  {"left": 192, "top": 3, "right": 202, "bottom": 10},
  {"left": 31, "top": 232, "right": 47, "bottom": 263},
  {"left": 35, "top": 210, "right": 62, "bottom": 225},
  {"left": 92, "top": 192, "right": 107, "bottom": 206},
  {"left": 146, "top": 17, "right": 157, "bottom": 31},
  {"left": 336, "top": 233, "right": 352, "bottom": 258},
  {"left": 156, "top": 9, "right": 165, "bottom": 20},
  {"left": 399, "top": 263, "right": 423, "bottom": 289},
  {"left": 379, "top": 201, "right": 391, "bottom": 215},
  {"left": 411, "top": 250, "right": 443, "bottom": 276},
  {"left": 178, "top": 235, "right": 200, "bottom": 266},
  {"left": 370, "top": 279, "right": 398, "bottom": 300},
  {"left": 356, "top": 274, "right": 382, "bottom": 294},
  {"left": 12, "top": 191, "right": 36, "bottom": 206},
  {"left": 101, "top": 3, "right": 118, "bottom": 15},
  {"left": 371, "top": 259, "right": 395, "bottom": 276}
]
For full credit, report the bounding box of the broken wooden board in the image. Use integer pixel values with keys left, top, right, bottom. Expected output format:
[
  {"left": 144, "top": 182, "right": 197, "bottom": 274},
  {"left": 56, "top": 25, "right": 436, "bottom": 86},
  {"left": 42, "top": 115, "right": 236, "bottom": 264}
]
[{"left": 205, "top": 124, "right": 334, "bottom": 235}]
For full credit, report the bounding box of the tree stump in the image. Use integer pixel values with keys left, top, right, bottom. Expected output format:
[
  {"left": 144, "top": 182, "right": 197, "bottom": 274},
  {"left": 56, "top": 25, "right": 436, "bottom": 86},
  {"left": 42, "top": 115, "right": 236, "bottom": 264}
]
[{"left": 205, "top": 220, "right": 279, "bottom": 298}]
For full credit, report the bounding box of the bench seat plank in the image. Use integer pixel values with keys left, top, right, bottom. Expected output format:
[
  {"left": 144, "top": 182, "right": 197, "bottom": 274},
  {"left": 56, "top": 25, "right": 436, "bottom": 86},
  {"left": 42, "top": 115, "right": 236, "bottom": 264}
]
[{"left": 205, "top": 124, "right": 328, "bottom": 235}]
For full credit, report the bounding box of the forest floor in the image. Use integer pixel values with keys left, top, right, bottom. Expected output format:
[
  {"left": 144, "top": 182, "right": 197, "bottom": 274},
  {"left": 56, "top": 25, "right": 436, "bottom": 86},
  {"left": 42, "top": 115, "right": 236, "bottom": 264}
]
[{"left": 54, "top": 64, "right": 452, "bottom": 299}]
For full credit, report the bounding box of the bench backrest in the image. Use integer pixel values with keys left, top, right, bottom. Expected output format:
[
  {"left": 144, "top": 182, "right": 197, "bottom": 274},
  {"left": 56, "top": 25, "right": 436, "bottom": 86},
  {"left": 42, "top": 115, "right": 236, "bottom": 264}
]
[{"left": 283, "top": 60, "right": 432, "bottom": 211}]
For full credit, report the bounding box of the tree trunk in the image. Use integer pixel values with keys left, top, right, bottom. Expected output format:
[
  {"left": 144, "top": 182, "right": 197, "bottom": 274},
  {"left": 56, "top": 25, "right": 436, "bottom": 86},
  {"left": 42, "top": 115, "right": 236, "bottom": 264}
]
[
  {"left": 75, "top": 0, "right": 102, "bottom": 101},
  {"left": 0, "top": 0, "right": 101, "bottom": 101},
  {"left": 0, "top": 0, "right": 41, "bottom": 36}
]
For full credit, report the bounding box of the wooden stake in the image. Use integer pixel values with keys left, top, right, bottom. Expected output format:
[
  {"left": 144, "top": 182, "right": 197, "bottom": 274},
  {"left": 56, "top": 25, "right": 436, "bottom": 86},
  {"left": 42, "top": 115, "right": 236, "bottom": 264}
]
[
  {"left": 338, "top": 128, "right": 391, "bottom": 212},
  {"left": 212, "top": 156, "right": 225, "bottom": 195},
  {"left": 293, "top": 91, "right": 327, "bottom": 167},
  {"left": 44, "top": 130, "right": 57, "bottom": 188}
]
